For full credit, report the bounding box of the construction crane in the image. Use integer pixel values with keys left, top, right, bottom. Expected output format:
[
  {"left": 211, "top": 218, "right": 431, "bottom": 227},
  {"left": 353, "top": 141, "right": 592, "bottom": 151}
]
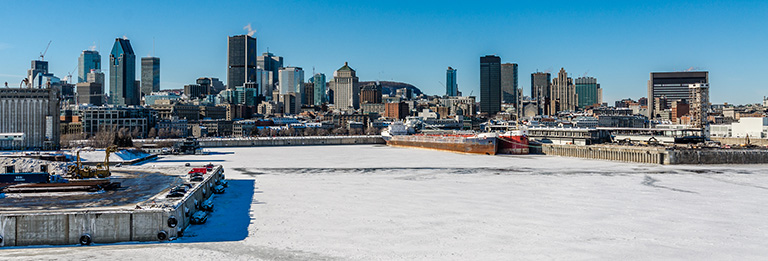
[
  {"left": 65, "top": 64, "right": 78, "bottom": 84},
  {"left": 39, "top": 41, "right": 52, "bottom": 61}
]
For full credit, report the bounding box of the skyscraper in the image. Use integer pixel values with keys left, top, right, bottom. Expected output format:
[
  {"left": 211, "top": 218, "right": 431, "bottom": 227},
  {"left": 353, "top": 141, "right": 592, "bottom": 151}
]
[
  {"left": 446, "top": 67, "right": 458, "bottom": 96},
  {"left": 140, "top": 57, "right": 160, "bottom": 97},
  {"left": 87, "top": 69, "right": 105, "bottom": 87},
  {"left": 575, "top": 76, "right": 599, "bottom": 109},
  {"left": 531, "top": 72, "right": 551, "bottom": 115},
  {"left": 331, "top": 62, "right": 360, "bottom": 111},
  {"left": 312, "top": 73, "right": 326, "bottom": 106},
  {"left": 550, "top": 68, "right": 576, "bottom": 113},
  {"left": 78, "top": 50, "right": 101, "bottom": 83},
  {"left": 302, "top": 82, "right": 315, "bottom": 106},
  {"left": 256, "top": 52, "right": 283, "bottom": 88},
  {"left": 647, "top": 71, "right": 708, "bottom": 119},
  {"left": 109, "top": 38, "right": 138, "bottom": 105},
  {"left": 76, "top": 82, "right": 103, "bottom": 106},
  {"left": 501, "top": 63, "right": 518, "bottom": 104},
  {"left": 278, "top": 67, "right": 304, "bottom": 94},
  {"left": 480, "top": 55, "right": 501, "bottom": 115},
  {"left": 27, "top": 60, "right": 49, "bottom": 88},
  {"left": 227, "top": 35, "right": 257, "bottom": 89}
]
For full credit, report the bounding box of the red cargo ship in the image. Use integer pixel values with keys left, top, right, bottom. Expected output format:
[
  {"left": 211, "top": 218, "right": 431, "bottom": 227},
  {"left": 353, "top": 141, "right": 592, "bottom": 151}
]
[{"left": 496, "top": 130, "right": 529, "bottom": 154}]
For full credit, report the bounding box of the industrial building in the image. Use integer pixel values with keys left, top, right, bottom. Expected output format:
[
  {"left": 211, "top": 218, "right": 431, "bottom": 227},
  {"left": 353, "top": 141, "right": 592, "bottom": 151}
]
[{"left": 0, "top": 88, "right": 61, "bottom": 149}]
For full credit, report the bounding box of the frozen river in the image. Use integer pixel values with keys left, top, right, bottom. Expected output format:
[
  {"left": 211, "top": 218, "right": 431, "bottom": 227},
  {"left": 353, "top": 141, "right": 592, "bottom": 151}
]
[{"left": 3, "top": 145, "right": 768, "bottom": 260}]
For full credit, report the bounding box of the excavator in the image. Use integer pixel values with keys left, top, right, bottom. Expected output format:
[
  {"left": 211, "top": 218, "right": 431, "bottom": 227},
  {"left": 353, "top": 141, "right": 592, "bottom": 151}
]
[{"left": 67, "top": 145, "right": 118, "bottom": 179}]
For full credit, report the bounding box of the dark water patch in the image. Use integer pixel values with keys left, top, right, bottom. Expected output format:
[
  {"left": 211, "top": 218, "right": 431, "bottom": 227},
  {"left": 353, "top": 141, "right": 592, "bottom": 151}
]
[{"left": 641, "top": 175, "right": 698, "bottom": 194}]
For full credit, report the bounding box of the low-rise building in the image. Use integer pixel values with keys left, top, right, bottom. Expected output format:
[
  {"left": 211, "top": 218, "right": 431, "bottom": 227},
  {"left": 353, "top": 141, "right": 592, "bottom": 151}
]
[
  {"left": 151, "top": 101, "right": 200, "bottom": 121},
  {"left": 597, "top": 115, "right": 648, "bottom": 128},
  {"left": 731, "top": 117, "right": 768, "bottom": 138},
  {"left": 156, "top": 119, "right": 189, "bottom": 137},
  {"left": 198, "top": 119, "right": 233, "bottom": 137},
  {"left": 81, "top": 106, "right": 156, "bottom": 138},
  {"left": 385, "top": 102, "right": 409, "bottom": 120},
  {"left": 200, "top": 105, "right": 227, "bottom": 120}
]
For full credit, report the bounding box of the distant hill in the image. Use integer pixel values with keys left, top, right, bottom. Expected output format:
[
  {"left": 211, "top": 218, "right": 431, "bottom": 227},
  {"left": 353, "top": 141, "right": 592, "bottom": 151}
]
[{"left": 359, "top": 81, "right": 423, "bottom": 97}]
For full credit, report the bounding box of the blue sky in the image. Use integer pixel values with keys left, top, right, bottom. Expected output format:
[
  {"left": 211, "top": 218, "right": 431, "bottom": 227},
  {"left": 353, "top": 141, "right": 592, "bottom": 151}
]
[{"left": 1, "top": 0, "right": 766, "bottom": 104}]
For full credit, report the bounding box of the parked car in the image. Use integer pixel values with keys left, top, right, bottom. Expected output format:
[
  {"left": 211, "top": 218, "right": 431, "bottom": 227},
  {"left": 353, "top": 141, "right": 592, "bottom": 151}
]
[
  {"left": 190, "top": 173, "right": 204, "bottom": 182},
  {"left": 212, "top": 184, "right": 225, "bottom": 194},
  {"left": 171, "top": 185, "right": 188, "bottom": 193},
  {"left": 201, "top": 196, "right": 214, "bottom": 211},
  {"left": 216, "top": 179, "right": 228, "bottom": 188},
  {"left": 167, "top": 190, "right": 185, "bottom": 198},
  {"left": 190, "top": 211, "right": 208, "bottom": 224}
]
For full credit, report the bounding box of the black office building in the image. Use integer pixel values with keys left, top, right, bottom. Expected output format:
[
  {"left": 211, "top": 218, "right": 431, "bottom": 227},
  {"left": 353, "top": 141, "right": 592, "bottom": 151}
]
[
  {"left": 647, "top": 71, "right": 708, "bottom": 119},
  {"left": 227, "top": 35, "right": 258, "bottom": 89},
  {"left": 480, "top": 55, "right": 501, "bottom": 115}
]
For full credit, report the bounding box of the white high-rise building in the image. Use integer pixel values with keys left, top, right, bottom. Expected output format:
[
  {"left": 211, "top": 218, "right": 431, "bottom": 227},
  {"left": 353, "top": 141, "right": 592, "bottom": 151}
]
[
  {"left": 331, "top": 62, "right": 359, "bottom": 111},
  {"left": 278, "top": 67, "right": 304, "bottom": 96}
]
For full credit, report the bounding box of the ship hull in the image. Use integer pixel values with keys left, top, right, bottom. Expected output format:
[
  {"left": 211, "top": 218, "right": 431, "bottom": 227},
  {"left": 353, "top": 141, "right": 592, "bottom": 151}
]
[
  {"left": 386, "top": 135, "right": 497, "bottom": 155},
  {"left": 497, "top": 135, "right": 529, "bottom": 155}
]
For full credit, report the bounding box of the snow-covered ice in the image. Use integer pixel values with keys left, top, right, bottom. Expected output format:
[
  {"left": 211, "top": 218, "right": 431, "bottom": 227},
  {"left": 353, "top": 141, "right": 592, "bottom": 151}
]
[{"left": 2, "top": 145, "right": 768, "bottom": 260}]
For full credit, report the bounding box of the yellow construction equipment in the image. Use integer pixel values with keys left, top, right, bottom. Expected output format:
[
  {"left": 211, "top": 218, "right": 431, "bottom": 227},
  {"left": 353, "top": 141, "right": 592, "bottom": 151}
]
[{"left": 67, "top": 146, "right": 117, "bottom": 179}]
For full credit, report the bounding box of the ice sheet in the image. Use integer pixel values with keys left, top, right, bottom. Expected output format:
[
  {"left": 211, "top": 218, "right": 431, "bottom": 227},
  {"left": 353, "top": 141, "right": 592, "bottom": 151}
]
[{"left": 2, "top": 145, "right": 768, "bottom": 260}]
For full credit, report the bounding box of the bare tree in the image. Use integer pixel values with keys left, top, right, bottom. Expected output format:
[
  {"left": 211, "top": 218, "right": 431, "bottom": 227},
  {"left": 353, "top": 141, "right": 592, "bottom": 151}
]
[
  {"left": 90, "top": 125, "right": 116, "bottom": 148},
  {"left": 158, "top": 128, "right": 169, "bottom": 138},
  {"left": 303, "top": 128, "right": 316, "bottom": 136},
  {"left": 332, "top": 127, "right": 348, "bottom": 136},
  {"left": 131, "top": 128, "right": 141, "bottom": 139},
  {"left": 258, "top": 128, "right": 269, "bottom": 137},
  {"left": 148, "top": 127, "right": 157, "bottom": 139},
  {"left": 60, "top": 133, "right": 86, "bottom": 148},
  {"left": 365, "top": 127, "right": 380, "bottom": 135}
]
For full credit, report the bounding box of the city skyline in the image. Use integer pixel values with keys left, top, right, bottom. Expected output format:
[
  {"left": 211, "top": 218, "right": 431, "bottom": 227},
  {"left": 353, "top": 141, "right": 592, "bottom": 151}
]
[{"left": 0, "top": 1, "right": 767, "bottom": 104}]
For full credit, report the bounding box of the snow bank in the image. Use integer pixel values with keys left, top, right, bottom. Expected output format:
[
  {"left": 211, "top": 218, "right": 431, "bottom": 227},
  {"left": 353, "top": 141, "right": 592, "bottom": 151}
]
[
  {"left": 67, "top": 149, "right": 152, "bottom": 163},
  {"left": 0, "top": 157, "right": 69, "bottom": 175}
]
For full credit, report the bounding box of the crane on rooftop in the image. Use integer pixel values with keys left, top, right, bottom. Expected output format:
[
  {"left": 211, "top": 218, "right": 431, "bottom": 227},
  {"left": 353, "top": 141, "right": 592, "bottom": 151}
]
[{"left": 39, "top": 40, "right": 52, "bottom": 61}]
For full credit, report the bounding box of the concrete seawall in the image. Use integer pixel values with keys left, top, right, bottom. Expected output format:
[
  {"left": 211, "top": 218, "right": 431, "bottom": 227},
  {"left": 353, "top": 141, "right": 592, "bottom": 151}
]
[
  {"left": 541, "top": 144, "right": 667, "bottom": 164},
  {"left": 197, "top": 135, "right": 385, "bottom": 148},
  {"left": 540, "top": 144, "right": 768, "bottom": 165},
  {"left": 666, "top": 149, "right": 768, "bottom": 164},
  {"left": 136, "top": 135, "right": 386, "bottom": 148},
  {"left": 0, "top": 166, "right": 224, "bottom": 247},
  {"left": 710, "top": 137, "right": 768, "bottom": 146}
]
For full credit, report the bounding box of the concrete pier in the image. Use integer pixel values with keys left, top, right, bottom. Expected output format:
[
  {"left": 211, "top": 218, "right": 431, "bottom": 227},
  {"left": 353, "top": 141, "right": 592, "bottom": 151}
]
[
  {"left": 0, "top": 166, "right": 224, "bottom": 247},
  {"left": 197, "top": 135, "right": 385, "bottom": 147},
  {"left": 540, "top": 144, "right": 768, "bottom": 165},
  {"left": 541, "top": 144, "right": 667, "bottom": 164}
]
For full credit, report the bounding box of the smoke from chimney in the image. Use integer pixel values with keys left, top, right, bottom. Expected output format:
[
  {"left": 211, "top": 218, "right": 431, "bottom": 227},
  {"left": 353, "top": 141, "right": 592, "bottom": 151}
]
[{"left": 243, "top": 23, "right": 256, "bottom": 37}]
